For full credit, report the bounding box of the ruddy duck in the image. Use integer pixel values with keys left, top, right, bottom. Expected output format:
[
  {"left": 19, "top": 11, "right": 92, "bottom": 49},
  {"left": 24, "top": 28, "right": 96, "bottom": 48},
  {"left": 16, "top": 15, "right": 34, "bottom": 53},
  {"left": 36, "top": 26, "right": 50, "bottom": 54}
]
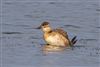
[{"left": 37, "top": 22, "right": 77, "bottom": 51}]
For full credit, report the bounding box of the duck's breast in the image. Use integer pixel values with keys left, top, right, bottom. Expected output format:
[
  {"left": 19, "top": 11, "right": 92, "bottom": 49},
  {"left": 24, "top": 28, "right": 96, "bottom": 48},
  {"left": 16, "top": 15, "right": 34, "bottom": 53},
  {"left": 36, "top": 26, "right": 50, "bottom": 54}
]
[{"left": 45, "top": 34, "right": 68, "bottom": 46}]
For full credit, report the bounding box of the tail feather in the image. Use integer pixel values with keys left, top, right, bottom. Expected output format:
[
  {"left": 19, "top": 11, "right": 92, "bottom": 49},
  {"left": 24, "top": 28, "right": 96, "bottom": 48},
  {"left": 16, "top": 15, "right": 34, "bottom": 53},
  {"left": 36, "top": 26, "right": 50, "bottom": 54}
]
[
  {"left": 71, "top": 36, "right": 77, "bottom": 43},
  {"left": 70, "top": 36, "right": 77, "bottom": 46},
  {"left": 72, "top": 40, "right": 77, "bottom": 45}
]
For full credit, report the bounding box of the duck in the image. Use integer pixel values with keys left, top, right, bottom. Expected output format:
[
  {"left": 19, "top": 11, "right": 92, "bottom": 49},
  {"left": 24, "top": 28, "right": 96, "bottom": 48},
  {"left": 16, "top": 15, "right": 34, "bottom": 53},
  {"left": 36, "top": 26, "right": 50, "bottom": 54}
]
[{"left": 36, "top": 21, "right": 77, "bottom": 51}]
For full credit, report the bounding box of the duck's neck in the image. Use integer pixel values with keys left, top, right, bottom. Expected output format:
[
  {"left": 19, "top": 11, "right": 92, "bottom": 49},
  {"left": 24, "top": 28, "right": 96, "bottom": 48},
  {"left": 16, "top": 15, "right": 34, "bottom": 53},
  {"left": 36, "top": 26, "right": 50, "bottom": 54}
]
[{"left": 44, "top": 30, "right": 52, "bottom": 34}]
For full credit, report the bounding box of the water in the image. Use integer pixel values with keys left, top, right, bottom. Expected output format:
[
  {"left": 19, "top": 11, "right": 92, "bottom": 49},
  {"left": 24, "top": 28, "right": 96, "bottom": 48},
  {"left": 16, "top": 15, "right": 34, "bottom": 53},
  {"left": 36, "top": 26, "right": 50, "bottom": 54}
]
[{"left": 1, "top": 0, "right": 100, "bottom": 67}]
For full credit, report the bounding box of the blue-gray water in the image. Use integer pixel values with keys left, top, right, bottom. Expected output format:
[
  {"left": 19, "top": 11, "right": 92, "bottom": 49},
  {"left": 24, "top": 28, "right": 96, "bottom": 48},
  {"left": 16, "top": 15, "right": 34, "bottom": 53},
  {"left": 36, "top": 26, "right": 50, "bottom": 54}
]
[{"left": 1, "top": 0, "right": 100, "bottom": 67}]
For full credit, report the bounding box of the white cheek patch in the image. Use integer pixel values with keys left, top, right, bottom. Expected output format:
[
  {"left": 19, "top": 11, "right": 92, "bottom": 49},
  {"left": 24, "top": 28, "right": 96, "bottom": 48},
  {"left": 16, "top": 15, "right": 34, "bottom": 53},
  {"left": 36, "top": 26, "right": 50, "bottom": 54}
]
[{"left": 43, "top": 27, "right": 51, "bottom": 32}]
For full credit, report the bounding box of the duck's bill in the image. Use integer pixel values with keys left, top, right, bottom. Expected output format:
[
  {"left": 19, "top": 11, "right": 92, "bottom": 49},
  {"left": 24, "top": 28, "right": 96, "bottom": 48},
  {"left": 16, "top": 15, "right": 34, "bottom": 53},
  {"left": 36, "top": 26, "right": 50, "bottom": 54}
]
[{"left": 34, "top": 26, "right": 41, "bottom": 29}]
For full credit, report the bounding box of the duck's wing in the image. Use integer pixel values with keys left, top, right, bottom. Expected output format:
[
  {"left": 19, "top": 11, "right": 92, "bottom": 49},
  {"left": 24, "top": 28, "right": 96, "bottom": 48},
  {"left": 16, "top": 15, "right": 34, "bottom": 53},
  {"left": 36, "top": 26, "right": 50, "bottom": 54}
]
[
  {"left": 53, "top": 28, "right": 76, "bottom": 47},
  {"left": 53, "top": 28, "right": 77, "bottom": 47},
  {"left": 53, "top": 28, "right": 68, "bottom": 38}
]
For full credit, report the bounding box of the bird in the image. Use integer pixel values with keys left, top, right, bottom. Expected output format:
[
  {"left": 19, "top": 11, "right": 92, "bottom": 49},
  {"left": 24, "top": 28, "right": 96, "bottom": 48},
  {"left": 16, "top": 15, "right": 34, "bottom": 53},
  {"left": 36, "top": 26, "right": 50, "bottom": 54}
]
[{"left": 36, "top": 21, "right": 77, "bottom": 51}]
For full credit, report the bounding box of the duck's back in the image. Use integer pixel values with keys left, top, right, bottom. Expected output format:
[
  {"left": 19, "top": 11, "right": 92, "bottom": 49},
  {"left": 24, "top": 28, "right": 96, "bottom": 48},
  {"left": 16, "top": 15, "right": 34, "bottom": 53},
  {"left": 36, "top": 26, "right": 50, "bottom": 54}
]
[{"left": 53, "top": 28, "right": 68, "bottom": 38}]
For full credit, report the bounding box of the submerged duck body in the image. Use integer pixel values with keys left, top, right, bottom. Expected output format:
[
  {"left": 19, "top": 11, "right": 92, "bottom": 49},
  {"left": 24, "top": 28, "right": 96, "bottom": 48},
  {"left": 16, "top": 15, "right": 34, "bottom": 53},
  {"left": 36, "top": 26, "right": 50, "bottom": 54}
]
[{"left": 38, "top": 22, "right": 77, "bottom": 51}]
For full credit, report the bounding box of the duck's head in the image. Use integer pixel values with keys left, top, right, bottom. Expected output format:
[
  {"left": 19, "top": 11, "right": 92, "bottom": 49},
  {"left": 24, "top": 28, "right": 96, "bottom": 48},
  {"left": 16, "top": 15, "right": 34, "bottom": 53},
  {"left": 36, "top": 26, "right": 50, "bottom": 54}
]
[{"left": 37, "top": 21, "right": 52, "bottom": 33}]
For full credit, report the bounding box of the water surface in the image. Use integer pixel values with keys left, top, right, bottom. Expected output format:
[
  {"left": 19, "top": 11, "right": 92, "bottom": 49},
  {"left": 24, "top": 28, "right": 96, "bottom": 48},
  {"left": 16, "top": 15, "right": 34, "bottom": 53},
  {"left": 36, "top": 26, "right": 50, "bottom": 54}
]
[{"left": 1, "top": 0, "right": 100, "bottom": 67}]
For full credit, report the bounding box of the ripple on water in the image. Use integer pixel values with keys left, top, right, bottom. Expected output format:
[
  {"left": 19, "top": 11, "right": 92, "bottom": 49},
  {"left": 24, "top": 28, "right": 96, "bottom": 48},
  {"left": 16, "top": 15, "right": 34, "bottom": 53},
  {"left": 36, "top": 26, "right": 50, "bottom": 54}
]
[
  {"left": 24, "top": 14, "right": 33, "bottom": 18},
  {"left": 79, "top": 39, "right": 98, "bottom": 42},
  {"left": 48, "top": 2, "right": 56, "bottom": 5},
  {"left": 79, "top": 38, "right": 98, "bottom": 44},
  {"left": 96, "top": 26, "right": 100, "bottom": 29},
  {"left": 96, "top": 9, "right": 100, "bottom": 12},
  {"left": 4, "top": 2, "right": 13, "bottom": 5},
  {"left": 2, "top": 32, "right": 23, "bottom": 34},
  {"left": 29, "top": 36, "right": 42, "bottom": 39},
  {"left": 2, "top": 23, "right": 30, "bottom": 28},
  {"left": 64, "top": 24, "right": 81, "bottom": 28}
]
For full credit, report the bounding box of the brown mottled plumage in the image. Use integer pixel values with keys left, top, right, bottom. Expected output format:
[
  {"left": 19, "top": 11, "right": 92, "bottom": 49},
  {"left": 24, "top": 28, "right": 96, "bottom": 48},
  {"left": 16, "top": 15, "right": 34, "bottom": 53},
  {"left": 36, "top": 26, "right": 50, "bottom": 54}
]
[{"left": 39, "top": 21, "right": 77, "bottom": 51}]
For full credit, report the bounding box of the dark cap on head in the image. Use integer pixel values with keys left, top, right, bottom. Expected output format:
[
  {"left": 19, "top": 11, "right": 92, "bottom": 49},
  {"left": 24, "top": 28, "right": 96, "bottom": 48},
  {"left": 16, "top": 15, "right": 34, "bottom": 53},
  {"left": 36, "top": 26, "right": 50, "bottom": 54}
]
[
  {"left": 35, "top": 21, "right": 49, "bottom": 29},
  {"left": 41, "top": 21, "right": 49, "bottom": 26}
]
